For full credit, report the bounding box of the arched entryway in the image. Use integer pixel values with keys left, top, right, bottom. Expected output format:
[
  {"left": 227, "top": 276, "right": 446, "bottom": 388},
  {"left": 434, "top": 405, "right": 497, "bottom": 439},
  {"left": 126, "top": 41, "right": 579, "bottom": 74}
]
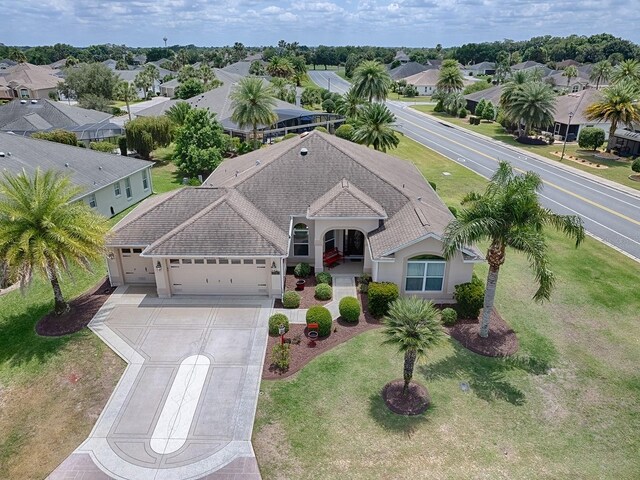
[{"left": 322, "top": 228, "right": 367, "bottom": 274}]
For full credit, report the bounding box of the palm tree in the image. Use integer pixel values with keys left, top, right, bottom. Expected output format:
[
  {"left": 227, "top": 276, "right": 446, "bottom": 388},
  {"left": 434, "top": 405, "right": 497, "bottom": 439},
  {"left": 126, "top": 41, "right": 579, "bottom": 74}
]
[
  {"left": 351, "top": 60, "right": 392, "bottom": 102},
  {"left": 443, "top": 92, "right": 466, "bottom": 116},
  {"left": 562, "top": 65, "right": 579, "bottom": 90},
  {"left": 584, "top": 82, "right": 640, "bottom": 151},
  {"left": 335, "top": 88, "right": 364, "bottom": 120},
  {"left": 610, "top": 59, "right": 640, "bottom": 86},
  {"left": 352, "top": 103, "right": 399, "bottom": 152},
  {"left": 504, "top": 81, "right": 556, "bottom": 138},
  {"left": 590, "top": 60, "right": 612, "bottom": 89},
  {"left": 0, "top": 170, "right": 108, "bottom": 315},
  {"left": 9, "top": 49, "right": 27, "bottom": 63},
  {"left": 382, "top": 297, "right": 444, "bottom": 394},
  {"left": 499, "top": 70, "right": 530, "bottom": 110},
  {"left": 443, "top": 162, "right": 584, "bottom": 338},
  {"left": 166, "top": 101, "right": 193, "bottom": 126},
  {"left": 436, "top": 65, "right": 464, "bottom": 94},
  {"left": 113, "top": 80, "right": 138, "bottom": 121},
  {"left": 230, "top": 77, "right": 278, "bottom": 148},
  {"left": 267, "top": 56, "right": 295, "bottom": 79}
]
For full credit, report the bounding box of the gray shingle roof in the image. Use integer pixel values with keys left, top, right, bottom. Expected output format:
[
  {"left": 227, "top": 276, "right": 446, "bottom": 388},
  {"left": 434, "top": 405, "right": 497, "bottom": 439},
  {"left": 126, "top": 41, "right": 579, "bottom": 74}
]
[
  {"left": 308, "top": 179, "right": 387, "bottom": 219},
  {"left": 388, "top": 62, "right": 429, "bottom": 81},
  {"left": 0, "top": 99, "right": 112, "bottom": 132},
  {"left": 0, "top": 132, "right": 152, "bottom": 199},
  {"left": 464, "top": 85, "right": 503, "bottom": 105}
]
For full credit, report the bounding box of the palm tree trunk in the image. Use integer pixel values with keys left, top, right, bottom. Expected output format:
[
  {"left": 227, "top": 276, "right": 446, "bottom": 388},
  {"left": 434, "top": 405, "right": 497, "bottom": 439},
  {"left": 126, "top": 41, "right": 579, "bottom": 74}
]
[
  {"left": 125, "top": 96, "right": 132, "bottom": 122},
  {"left": 606, "top": 121, "right": 617, "bottom": 152},
  {"left": 481, "top": 241, "right": 506, "bottom": 338},
  {"left": 46, "top": 258, "right": 68, "bottom": 315},
  {"left": 403, "top": 349, "right": 417, "bottom": 394},
  {"left": 253, "top": 123, "right": 258, "bottom": 150}
]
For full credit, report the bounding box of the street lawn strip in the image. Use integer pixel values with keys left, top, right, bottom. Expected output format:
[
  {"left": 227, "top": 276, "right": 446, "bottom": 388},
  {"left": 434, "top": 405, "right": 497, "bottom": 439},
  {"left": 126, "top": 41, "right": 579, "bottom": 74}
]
[
  {"left": 254, "top": 136, "right": 640, "bottom": 479},
  {"left": 411, "top": 104, "right": 639, "bottom": 191}
]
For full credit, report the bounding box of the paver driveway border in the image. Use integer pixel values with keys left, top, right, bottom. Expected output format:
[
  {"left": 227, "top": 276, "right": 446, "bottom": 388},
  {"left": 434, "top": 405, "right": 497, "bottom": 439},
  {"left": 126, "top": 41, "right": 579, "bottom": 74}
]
[{"left": 48, "top": 285, "right": 272, "bottom": 480}]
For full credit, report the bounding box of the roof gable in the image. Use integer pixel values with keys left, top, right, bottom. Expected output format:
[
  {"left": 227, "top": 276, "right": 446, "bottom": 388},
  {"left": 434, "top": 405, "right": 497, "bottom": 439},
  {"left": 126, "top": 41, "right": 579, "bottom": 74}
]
[{"left": 308, "top": 178, "right": 387, "bottom": 219}]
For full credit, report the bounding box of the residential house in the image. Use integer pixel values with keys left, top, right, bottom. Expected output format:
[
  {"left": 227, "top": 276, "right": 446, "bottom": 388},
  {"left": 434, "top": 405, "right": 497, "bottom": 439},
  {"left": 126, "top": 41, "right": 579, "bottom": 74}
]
[
  {"left": 552, "top": 88, "right": 611, "bottom": 141},
  {"left": 105, "top": 131, "right": 481, "bottom": 297},
  {"left": 610, "top": 125, "right": 640, "bottom": 156},
  {"left": 461, "top": 62, "right": 496, "bottom": 77},
  {"left": 404, "top": 69, "right": 474, "bottom": 96},
  {"left": 159, "top": 78, "right": 180, "bottom": 98},
  {"left": 0, "top": 132, "right": 153, "bottom": 218},
  {"left": 464, "top": 85, "right": 503, "bottom": 113},
  {"left": 388, "top": 62, "right": 430, "bottom": 81},
  {"left": 0, "top": 63, "right": 61, "bottom": 100},
  {"left": 0, "top": 58, "right": 18, "bottom": 70},
  {"left": 394, "top": 51, "right": 410, "bottom": 64},
  {"left": 545, "top": 70, "right": 590, "bottom": 93},
  {"left": 511, "top": 61, "right": 553, "bottom": 77},
  {"left": 0, "top": 98, "right": 123, "bottom": 143},
  {"left": 556, "top": 59, "right": 580, "bottom": 69}
]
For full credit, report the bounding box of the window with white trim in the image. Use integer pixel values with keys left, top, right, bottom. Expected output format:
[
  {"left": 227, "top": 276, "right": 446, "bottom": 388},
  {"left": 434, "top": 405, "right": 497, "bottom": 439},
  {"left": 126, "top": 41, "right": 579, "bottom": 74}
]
[
  {"left": 88, "top": 194, "right": 97, "bottom": 208},
  {"left": 114, "top": 181, "right": 121, "bottom": 197},
  {"left": 142, "top": 169, "right": 149, "bottom": 190},
  {"left": 405, "top": 255, "right": 446, "bottom": 292},
  {"left": 125, "top": 177, "right": 132, "bottom": 199},
  {"left": 293, "top": 223, "right": 309, "bottom": 256}
]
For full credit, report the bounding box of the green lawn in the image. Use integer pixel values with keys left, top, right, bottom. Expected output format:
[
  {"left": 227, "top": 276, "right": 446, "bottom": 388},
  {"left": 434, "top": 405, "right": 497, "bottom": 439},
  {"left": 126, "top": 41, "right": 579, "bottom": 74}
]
[
  {"left": 388, "top": 92, "right": 432, "bottom": 102},
  {"left": 253, "top": 136, "right": 640, "bottom": 479},
  {"left": 412, "top": 105, "right": 639, "bottom": 191}
]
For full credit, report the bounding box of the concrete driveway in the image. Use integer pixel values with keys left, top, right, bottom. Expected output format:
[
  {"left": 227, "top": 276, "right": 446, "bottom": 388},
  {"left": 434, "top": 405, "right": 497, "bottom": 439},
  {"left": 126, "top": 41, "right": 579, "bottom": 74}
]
[{"left": 49, "top": 286, "right": 271, "bottom": 480}]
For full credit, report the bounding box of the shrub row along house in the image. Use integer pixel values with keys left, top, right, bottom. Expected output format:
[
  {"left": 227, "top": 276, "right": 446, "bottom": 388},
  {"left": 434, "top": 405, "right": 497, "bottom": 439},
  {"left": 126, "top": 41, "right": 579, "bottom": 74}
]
[
  {"left": 0, "top": 133, "right": 152, "bottom": 218},
  {"left": 106, "top": 131, "right": 481, "bottom": 298}
]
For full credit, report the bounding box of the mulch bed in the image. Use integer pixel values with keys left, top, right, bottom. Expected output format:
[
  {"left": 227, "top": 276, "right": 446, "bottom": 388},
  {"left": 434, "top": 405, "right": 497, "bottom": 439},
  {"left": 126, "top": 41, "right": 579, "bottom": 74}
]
[
  {"left": 263, "top": 286, "right": 382, "bottom": 379},
  {"left": 629, "top": 174, "right": 640, "bottom": 183},
  {"left": 382, "top": 380, "right": 431, "bottom": 415},
  {"left": 446, "top": 307, "right": 519, "bottom": 357},
  {"left": 273, "top": 272, "right": 330, "bottom": 309},
  {"left": 35, "top": 277, "right": 116, "bottom": 337}
]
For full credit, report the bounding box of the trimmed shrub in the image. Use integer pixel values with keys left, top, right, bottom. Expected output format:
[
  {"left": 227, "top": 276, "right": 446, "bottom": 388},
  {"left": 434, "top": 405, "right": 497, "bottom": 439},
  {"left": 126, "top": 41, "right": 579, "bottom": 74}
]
[
  {"left": 315, "top": 283, "right": 332, "bottom": 300},
  {"left": 283, "top": 133, "right": 298, "bottom": 140},
  {"left": 481, "top": 102, "right": 495, "bottom": 121},
  {"left": 282, "top": 291, "right": 300, "bottom": 309},
  {"left": 270, "top": 343, "right": 290, "bottom": 371},
  {"left": 89, "top": 141, "right": 115, "bottom": 153},
  {"left": 316, "top": 271, "right": 332, "bottom": 285},
  {"left": 454, "top": 274, "right": 485, "bottom": 319},
  {"left": 315, "top": 125, "right": 329, "bottom": 133},
  {"left": 294, "top": 262, "right": 311, "bottom": 278},
  {"left": 433, "top": 101, "right": 444, "bottom": 113},
  {"left": 441, "top": 307, "right": 458, "bottom": 326},
  {"left": 358, "top": 273, "right": 372, "bottom": 293},
  {"left": 631, "top": 158, "right": 640, "bottom": 173},
  {"left": 335, "top": 124, "right": 354, "bottom": 141},
  {"left": 578, "top": 127, "right": 605, "bottom": 151},
  {"left": 306, "top": 306, "right": 332, "bottom": 337},
  {"left": 429, "top": 181, "right": 437, "bottom": 191},
  {"left": 31, "top": 129, "right": 78, "bottom": 146},
  {"left": 475, "top": 99, "right": 486, "bottom": 118},
  {"left": 458, "top": 108, "right": 468, "bottom": 118},
  {"left": 118, "top": 136, "right": 127, "bottom": 156},
  {"left": 268, "top": 313, "right": 290, "bottom": 335},
  {"left": 339, "top": 296, "right": 361, "bottom": 323},
  {"left": 448, "top": 205, "right": 458, "bottom": 217},
  {"left": 368, "top": 282, "right": 399, "bottom": 317}
]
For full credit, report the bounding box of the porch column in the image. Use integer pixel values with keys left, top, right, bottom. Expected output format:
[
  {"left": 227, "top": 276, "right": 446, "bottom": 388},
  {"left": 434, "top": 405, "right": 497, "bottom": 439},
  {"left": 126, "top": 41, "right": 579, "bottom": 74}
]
[
  {"left": 314, "top": 242, "right": 324, "bottom": 272},
  {"left": 154, "top": 258, "right": 171, "bottom": 298}
]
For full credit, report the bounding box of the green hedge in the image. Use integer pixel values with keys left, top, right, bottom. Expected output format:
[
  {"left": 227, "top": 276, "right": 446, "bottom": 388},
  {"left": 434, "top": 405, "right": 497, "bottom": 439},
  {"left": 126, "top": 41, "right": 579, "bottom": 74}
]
[
  {"left": 315, "top": 283, "right": 332, "bottom": 300},
  {"left": 316, "top": 271, "right": 332, "bottom": 285},
  {"left": 454, "top": 274, "right": 485, "bottom": 319},
  {"left": 339, "top": 296, "right": 360, "bottom": 323},
  {"left": 306, "top": 306, "right": 332, "bottom": 337},
  {"left": 441, "top": 307, "right": 458, "bottom": 326},
  {"left": 368, "top": 282, "right": 399, "bottom": 317},
  {"left": 294, "top": 262, "right": 311, "bottom": 278},
  {"left": 283, "top": 291, "right": 300, "bottom": 309},
  {"left": 268, "top": 313, "right": 290, "bottom": 335}
]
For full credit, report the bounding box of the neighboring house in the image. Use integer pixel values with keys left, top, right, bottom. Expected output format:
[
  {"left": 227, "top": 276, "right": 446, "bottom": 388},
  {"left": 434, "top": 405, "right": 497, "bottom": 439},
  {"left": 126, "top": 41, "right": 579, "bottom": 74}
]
[
  {"left": 404, "top": 69, "right": 474, "bottom": 95},
  {"left": 610, "top": 127, "right": 640, "bottom": 157},
  {"left": 0, "top": 58, "right": 18, "bottom": 70},
  {"left": 137, "top": 69, "right": 343, "bottom": 140},
  {"left": 105, "top": 131, "right": 481, "bottom": 297},
  {"left": 388, "top": 62, "right": 430, "bottom": 81},
  {"left": 0, "top": 63, "right": 61, "bottom": 100},
  {"left": 0, "top": 132, "right": 153, "bottom": 218},
  {"left": 464, "top": 85, "right": 503, "bottom": 113},
  {"left": 545, "top": 70, "right": 590, "bottom": 93},
  {"left": 159, "top": 78, "right": 180, "bottom": 98},
  {"left": 114, "top": 66, "right": 173, "bottom": 97},
  {"left": 133, "top": 54, "right": 147, "bottom": 65},
  {"left": 556, "top": 59, "right": 581, "bottom": 69},
  {"left": 511, "top": 61, "right": 553, "bottom": 77},
  {"left": 222, "top": 60, "right": 263, "bottom": 77},
  {"left": 461, "top": 62, "right": 496, "bottom": 76},
  {"left": 552, "top": 88, "right": 611, "bottom": 141},
  {"left": 394, "top": 51, "right": 410, "bottom": 64},
  {"left": 0, "top": 98, "right": 123, "bottom": 143}
]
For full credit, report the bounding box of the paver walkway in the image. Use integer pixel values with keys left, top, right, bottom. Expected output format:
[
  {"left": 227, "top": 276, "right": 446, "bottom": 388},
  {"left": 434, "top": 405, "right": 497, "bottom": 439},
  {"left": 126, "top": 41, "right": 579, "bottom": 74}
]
[
  {"left": 272, "top": 274, "right": 358, "bottom": 323},
  {"left": 48, "top": 286, "right": 271, "bottom": 480}
]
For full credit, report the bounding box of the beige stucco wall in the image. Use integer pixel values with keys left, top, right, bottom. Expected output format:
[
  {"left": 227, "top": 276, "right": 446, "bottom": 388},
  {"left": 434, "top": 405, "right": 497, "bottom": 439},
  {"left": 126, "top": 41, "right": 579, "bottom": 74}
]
[
  {"left": 375, "top": 236, "right": 475, "bottom": 302},
  {"left": 81, "top": 167, "right": 152, "bottom": 218},
  {"left": 106, "top": 247, "right": 124, "bottom": 286}
]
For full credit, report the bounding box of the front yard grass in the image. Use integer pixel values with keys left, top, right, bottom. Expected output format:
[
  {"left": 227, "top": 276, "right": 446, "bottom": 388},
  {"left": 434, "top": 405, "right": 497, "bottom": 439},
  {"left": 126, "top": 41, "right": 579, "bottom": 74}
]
[
  {"left": 411, "top": 104, "right": 639, "bottom": 191},
  {"left": 253, "top": 136, "right": 640, "bottom": 479}
]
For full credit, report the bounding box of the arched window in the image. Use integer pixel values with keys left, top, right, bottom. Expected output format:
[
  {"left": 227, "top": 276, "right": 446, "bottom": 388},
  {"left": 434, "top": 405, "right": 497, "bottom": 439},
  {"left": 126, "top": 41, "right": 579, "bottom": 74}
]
[
  {"left": 293, "top": 223, "right": 309, "bottom": 256},
  {"left": 324, "top": 230, "right": 335, "bottom": 251},
  {"left": 405, "top": 255, "right": 445, "bottom": 292}
]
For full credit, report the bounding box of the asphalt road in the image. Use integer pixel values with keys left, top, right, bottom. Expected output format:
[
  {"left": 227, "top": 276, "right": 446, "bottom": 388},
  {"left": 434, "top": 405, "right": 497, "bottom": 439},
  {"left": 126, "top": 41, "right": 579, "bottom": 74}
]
[{"left": 308, "top": 70, "right": 640, "bottom": 263}]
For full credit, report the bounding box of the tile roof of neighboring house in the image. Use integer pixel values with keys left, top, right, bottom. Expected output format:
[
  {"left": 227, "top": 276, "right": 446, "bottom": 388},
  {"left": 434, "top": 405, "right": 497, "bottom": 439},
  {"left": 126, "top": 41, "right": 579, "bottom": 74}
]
[
  {"left": 466, "top": 61, "right": 495, "bottom": 70},
  {"left": 222, "top": 61, "right": 259, "bottom": 77},
  {"left": 0, "top": 63, "right": 60, "bottom": 92},
  {"left": 0, "top": 58, "right": 18, "bottom": 69},
  {"left": 394, "top": 51, "right": 410, "bottom": 62},
  {"left": 556, "top": 59, "right": 581, "bottom": 69},
  {"left": 388, "top": 62, "right": 430, "bottom": 81},
  {"left": 307, "top": 179, "right": 387, "bottom": 219},
  {"left": 511, "top": 60, "right": 544, "bottom": 70},
  {"left": 109, "top": 131, "right": 481, "bottom": 260},
  {"left": 0, "top": 98, "right": 112, "bottom": 133},
  {"left": 404, "top": 69, "right": 474, "bottom": 88},
  {"left": 464, "top": 85, "right": 503, "bottom": 105},
  {"left": 0, "top": 132, "right": 152, "bottom": 200},
  {"left": 546, "top": 70, "right": 590, "bottom": 88},
  {"left": 553, "top": 88, "right": 605, "bottom": 125}
]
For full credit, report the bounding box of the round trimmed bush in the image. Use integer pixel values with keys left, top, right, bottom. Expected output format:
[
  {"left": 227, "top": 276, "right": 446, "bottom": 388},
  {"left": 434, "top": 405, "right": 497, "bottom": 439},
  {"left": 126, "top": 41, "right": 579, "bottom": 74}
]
[
  {"left": 454, "top": 275, "right": 485, "bottom": 319},
  {"left": 306, "top": 306, "right": 332, "bottom": 337},
  {"left": 316, "top": 271, "right": 332, "bottom": 285},
  {"left": 282, "top": 291, "right": 300, "bottom": 309},
  {"left": 632, "top": 158, "right": 640, "bottom": 173},
  {"left": 339, "top": 296, "right": 360, "bottom": 323},
  {"left": 315, "top": 283, "right": 332, "bottom": 300},
  {"left": 441, "top": 308, "right": 458, "bottom": 326},
  {"left": 294, "top": 262, "right": 311, "bottom": 278},
  {"left": 268, "top": 313, "right": 290, "bottom": 335},
  {"left": 335, "top": 124, "right": 354, "bottom": 141}
]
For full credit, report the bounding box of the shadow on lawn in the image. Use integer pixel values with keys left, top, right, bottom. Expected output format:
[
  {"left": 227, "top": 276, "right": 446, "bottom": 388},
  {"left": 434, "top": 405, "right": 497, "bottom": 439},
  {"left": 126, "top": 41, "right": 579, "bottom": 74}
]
[
  {"left": 419, "top": 342, "right": 550, "bottom": 406},
  {"left": 368, "top": 391, "right": 433, "bottom": 434}
]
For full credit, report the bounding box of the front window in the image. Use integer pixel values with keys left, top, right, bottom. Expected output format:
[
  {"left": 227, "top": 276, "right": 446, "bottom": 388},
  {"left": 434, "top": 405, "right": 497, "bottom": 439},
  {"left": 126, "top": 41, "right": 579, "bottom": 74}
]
[
  {"left": 405, "top": 255, "right": 446, "bottom": 292},
  {"left": 324, "top": 230, "right": 335, "bottom": 251},
  {"left": 142, "top": 169, "right": 149, "bottom": 190},
  {"left": 114, "top": 181, "right": 121, "bottom": 197},
  {"left": 125, "top": 178, "right": 132, "bottom": 199},
  {"left": 20, "top": 88, "right": 29, "bottom": 98},
  {"left": 293, "top": 223, "right": 309, "bottom": 256},
  {"left": 88, "top": 194, "right": 97, "bottom": 208}
]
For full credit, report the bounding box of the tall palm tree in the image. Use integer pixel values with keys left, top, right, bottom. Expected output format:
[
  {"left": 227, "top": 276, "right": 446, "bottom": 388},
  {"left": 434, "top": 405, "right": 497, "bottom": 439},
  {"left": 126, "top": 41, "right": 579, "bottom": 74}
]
[
  {"left": 9, "top": 49, "right": 27, "bottom": 63},
  {"left": 113, "top": 80, "right": 138, "bottom": 122},
  {"left": 436, "top": 65, "right": 464, "bottom": 94},
  {"left": 166, "top": 101, "right": 193, "bottom": 126},
  {"left": 0, "top": 170, "right": 108, "bottom": 315},
  {"left": 266, "top": 56, "right": 295, "bottom": 79},
  {"left": 382, "top": 297, "right": 444, "bottom": 395},
  {"left": 610, "top": 59, "right": 640, "bottom": 86},
  {"left": 443, "top": 92, "right": 466, "bottom": 116},
  {"left": 443, "top": 162, "right": 584, "bottom": 338},
  {"left": 504, "top": 81, "right": 556, "bottom": 138},
  {"left": 590, "top": 60, "right": 612, "bottom": 89},
  {"left": 335, "top": 87, "right": 364, "bottom": 120},
  {"left": 352, "top": 60, "right": 392, "bottom": 102},
  {"left": 562, "top": 65, "right": 579, "bottom": 90},
  {"left": 230, "top": 77, "right": 278, "bottom": 148},
  {"left": 352, "top": 103, "right": 399, "bottom": 152},
  {"left": 584, "top": 82, "right": 640, "bottom": 151},
  {"left": 499, "top": 70, "right": 530, "bottom": 110}
]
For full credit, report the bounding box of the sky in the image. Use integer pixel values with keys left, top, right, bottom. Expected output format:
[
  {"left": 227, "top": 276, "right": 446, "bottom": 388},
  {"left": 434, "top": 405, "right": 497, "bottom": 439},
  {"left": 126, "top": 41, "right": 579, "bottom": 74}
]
[{"left": 3, "top": 0, "right": 639, "bottom": 48}]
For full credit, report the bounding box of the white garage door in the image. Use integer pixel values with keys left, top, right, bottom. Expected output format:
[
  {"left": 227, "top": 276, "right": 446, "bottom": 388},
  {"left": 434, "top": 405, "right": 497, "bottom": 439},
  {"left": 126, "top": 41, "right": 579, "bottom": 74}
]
[
  {"left": 121, "top": 248, "right": 156, "bottom": 284},
  {"left": 169, "top": 258, "right": 269, "bottom": 295}
]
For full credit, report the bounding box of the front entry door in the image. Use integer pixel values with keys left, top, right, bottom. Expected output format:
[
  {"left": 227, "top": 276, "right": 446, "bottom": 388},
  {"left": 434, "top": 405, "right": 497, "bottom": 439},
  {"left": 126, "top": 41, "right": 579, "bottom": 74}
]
[{"left": 344, "top": 230, "right": 364, "bottom": 258}]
